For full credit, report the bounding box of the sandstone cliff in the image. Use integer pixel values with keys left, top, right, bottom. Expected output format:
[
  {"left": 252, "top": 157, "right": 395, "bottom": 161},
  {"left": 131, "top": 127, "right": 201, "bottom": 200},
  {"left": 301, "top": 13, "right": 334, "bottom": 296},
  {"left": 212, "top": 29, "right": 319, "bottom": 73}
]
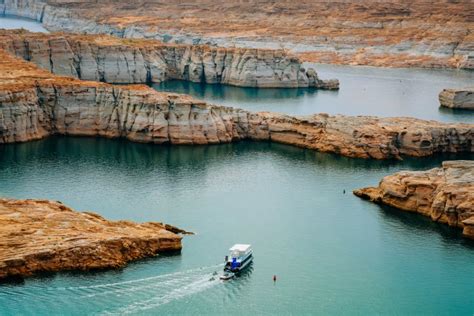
[
  {"left": 0, "top": 50, "right": 473, "bottom": 159},
  {"left": 1, "top": 0, "right": 473, "bottom": 69},
  {"left": 353, "top": 161, "right": 474, "bottom": 240},
  {"left": 0, "top": 30, "right": 338, "bottom": 89},
  {"left": 439, "top": 88, "right": 474, "bottom": 110},
  {"left": 0, "top": 198, "right": 185, "bottom": 281}
]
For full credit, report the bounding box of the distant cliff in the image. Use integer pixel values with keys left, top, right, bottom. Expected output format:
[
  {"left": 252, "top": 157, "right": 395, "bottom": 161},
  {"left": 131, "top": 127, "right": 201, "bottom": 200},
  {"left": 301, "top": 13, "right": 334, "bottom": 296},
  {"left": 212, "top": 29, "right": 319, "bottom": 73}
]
[
  {"left": 1, "top": 49, "right": 472, "bottom": 159},
  {"left": 1, "top": 0, "right": 473, "bottom": 69},
  {"left": 0, "top": 30, "right": 338, "bottom": 89}
]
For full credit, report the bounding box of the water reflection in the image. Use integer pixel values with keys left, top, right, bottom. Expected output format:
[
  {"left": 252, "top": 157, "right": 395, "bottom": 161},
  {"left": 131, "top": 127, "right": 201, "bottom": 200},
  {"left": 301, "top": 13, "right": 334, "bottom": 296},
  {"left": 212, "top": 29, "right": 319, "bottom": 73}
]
[
  {"left": 375, "top": 204, "right": 474, "bottom": 248},
  {"left": 1, "top": 15, "right": 474, "bottom": 316},
  {"left": 0, "top": 15, "right": 49, "bottom": 33},
  {"left": 1, "top": 136, "right": 474, "bottom": 315},
  {"left": 438, "top": 106, "right": 474, "bottom": 117},
  {"left": 222, "top": 264, "right": 254, "bottom": 298},
  {"left": 1, "top": 136, "right": 473, "bottom": 176},
  {"left": 152, "top": 80, "right": 323, "bottom": 107},
  {"left": 153, "top": 69, "right": 474, "bottom": 122}
]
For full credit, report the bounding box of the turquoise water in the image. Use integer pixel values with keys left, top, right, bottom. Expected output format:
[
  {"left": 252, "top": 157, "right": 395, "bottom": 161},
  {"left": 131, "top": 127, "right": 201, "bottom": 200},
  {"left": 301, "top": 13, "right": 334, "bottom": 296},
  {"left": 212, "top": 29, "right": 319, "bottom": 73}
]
[
  {"left": 2, "top": 14, "right": 473, "bottom": 124},
  {"left": 1, "top": 15, "right": 474, "bottom": 316},
  {"left": 153, "top": 66, "right": 474, "bottom": 123},
  {"left": 0, "top": 137, "right": 474, "bottom": 315},
  {"left": 0, "top": 15, "right": 49, "bottom": 33}
]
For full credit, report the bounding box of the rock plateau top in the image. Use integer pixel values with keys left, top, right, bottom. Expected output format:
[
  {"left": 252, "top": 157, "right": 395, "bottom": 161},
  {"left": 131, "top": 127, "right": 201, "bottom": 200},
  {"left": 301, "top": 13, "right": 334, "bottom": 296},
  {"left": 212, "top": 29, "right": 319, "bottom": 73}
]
[
  {"left": 0, "top": 198, "right": 186, "bottom": 281},
  {"left": 2, "top": 0, "right": 473, "bottom": 69},
  {"left": 0, "top": 47, "right": 473, "bottom": 160}
]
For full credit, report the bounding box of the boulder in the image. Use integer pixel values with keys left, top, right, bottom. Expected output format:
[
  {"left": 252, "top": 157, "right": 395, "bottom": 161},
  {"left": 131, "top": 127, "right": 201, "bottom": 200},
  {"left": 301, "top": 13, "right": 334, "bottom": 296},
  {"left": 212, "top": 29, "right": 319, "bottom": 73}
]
[{"left": 439, "top": 88, "right": 474, "bottom": 110}]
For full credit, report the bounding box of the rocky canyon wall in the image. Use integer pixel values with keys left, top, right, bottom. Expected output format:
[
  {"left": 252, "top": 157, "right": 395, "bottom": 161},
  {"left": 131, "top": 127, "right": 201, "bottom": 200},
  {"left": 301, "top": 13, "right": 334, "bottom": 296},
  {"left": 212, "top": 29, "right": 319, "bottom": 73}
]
[
  {"left": 1, "top": 0, "right": 473, "bottom": 69},
  {"left": 0, "top": 30, "right": 338, "bottom": 89},
  {"left": 1, "top": 49, "right": 473, "bottom": 160},
  {"left": 354, "top": 161, "right": 474, "bottom": 240}
]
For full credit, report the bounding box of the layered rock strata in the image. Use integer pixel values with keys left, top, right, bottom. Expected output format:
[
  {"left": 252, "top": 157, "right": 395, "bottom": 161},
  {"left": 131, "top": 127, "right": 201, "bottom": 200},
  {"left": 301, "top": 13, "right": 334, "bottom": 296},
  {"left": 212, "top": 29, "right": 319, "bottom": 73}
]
[
  {"left": 439, "top": 88, "right": 474, "bottom": 110},
  {"left": 353, "top": 161, "right": 474, "bottom": 239},
  {"left": 0, "top": 30, "right": 338, "bottom": 89},
  {"left": 1, "top": 50, "right": 473, "bottom": 159},
  {"left": 1, "top": 0, "right": 473, "bottom": 69},
  {"left": 0, "top": 198, "right": 185, "bottom": 281}
]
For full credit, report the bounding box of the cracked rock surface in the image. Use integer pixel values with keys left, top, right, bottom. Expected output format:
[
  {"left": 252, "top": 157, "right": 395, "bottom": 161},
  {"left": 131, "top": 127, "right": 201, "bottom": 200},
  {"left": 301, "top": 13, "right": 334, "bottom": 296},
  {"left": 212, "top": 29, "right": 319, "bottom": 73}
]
[
  {"left": 0, "top": 30, "right": 338, "bottom": 89},
  {"left": 439, "top": 88, "right": 474, "bottom": 110},
  {"left": 0, "top": 198, "right": 185, "bottom": 281},
  {"left": 2, "top": 0, "right": 473, "bottom": 69},
  {"left": 0, "top": 49, "right": 473, "bottom": 159}
]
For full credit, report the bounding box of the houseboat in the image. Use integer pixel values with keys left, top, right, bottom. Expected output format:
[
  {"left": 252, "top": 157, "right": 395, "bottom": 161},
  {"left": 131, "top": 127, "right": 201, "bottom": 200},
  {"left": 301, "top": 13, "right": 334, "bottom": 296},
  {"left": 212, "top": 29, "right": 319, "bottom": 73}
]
[{"left": 223, "top": 244, "right": 253, "bottom": 273}]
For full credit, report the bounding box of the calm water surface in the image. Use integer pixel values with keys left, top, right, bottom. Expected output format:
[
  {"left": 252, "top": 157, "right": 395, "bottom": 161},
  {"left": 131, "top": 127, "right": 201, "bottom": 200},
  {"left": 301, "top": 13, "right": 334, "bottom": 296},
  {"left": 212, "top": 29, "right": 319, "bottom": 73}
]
[
  {"left": 1, "top": 16, "right": 474, "bottom": 316},
  {"left": 153, "top": 66, "right": 474, "bottom": 123},
  {"left": 0, "top": 15, "right": 49, "bottom": 33},
  {"left": 0, "top": 138, "right": 473, "bottom": 315},
  {"left": 1, "top": 15, "right": 472, "bottom": 122}
]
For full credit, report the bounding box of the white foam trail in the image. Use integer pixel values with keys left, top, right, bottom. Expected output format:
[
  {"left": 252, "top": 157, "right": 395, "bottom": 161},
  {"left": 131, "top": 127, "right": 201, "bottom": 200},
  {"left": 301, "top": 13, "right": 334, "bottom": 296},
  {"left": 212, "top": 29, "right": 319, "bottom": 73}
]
[
  {"left": 36, "top": 263, "right": 225, "bottom": 314},
  {"left": 80, "top": 272, "right": 201, "bottom": 298},
  {"left": 100, "top": 275, "right": 221, "bottom": 315},
  {"left": 53, "top": 263, "right": 223, "bottom": 291}
]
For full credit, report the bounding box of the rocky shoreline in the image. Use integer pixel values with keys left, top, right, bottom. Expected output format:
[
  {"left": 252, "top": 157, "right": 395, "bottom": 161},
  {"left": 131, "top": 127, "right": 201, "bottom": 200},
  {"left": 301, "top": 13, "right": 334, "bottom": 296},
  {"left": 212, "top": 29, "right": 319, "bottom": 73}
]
[
  {"left": 439, "top": 88, "right": 474, "bottom": 110},
  {"left": 0, "top": 1, "right": 473, "bottom": 287},
  {"left": 354, "top": 161, "right": 474, "bottom": 240},
  {"left": 0, "top": 49, "right": 473, "bottom": 159},
  {"left": 1, "top": 0, "right": 473, "bottom": 69},
  {"left": 0, "top": 198, "right": 187, "bottom": 281},
  {"left": 0, "top": 30, "right": 339, "bottom": 89}
]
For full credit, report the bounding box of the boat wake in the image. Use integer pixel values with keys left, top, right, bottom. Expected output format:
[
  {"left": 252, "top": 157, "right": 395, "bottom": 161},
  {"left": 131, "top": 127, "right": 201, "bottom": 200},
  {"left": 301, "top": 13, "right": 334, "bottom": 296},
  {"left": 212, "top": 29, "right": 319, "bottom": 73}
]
[
  {"left": 52, "top": 264, "right": 224, "bottom": 315},
  {"left": 99, "top": 273, "right": 220, "bottom": 315}
]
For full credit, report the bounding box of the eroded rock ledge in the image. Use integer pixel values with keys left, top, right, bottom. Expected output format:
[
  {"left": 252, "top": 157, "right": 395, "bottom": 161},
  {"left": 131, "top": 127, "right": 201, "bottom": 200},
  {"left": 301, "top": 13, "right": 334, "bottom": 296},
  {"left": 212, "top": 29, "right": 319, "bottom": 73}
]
[
  {"left": 439, "top": 88, "right": 474, "bottom": 110},
  {"left": 1, "top": 0, "right": 473, "bottom": 69},
  {"left": 0, "top": 198, "right": 185, "bottom": 281},
  {"left": 0, "top": 50, "right": 473, "bottom": 159},
  {"left": 0, "top": 30, "right": 338, "bottom": 89},
  {"left": 354, "top": 161, "right": 474, "bottom": 239}
]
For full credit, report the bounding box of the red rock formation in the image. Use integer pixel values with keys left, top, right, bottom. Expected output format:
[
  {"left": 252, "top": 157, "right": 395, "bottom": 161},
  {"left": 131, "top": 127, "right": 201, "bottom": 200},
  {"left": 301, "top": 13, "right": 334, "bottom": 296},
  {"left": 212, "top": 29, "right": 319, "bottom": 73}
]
[
  {"left": 354, "top": 161, "right": 474, "bottom": 239},
  {"left": 0, "top": 30, "right": 338, "bottom": 89},
  {"left": 0, "top": 49, "right": 473, "bottom": 159},
  {"left": 0, "top": 198, "right": 186, "bottom": 281},
  {"left": 2, "top": 0, "right": 473, "bottom": 69}
]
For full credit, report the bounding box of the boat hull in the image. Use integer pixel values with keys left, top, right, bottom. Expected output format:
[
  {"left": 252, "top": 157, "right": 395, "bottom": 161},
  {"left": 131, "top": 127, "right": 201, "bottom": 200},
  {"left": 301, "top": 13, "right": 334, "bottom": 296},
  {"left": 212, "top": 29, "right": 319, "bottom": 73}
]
[
  {"left": 219, "top": 272, "right": 235, "bottom": 280},
  {"left": 225, "top": 254, "right": 253, "bottom": 273}
]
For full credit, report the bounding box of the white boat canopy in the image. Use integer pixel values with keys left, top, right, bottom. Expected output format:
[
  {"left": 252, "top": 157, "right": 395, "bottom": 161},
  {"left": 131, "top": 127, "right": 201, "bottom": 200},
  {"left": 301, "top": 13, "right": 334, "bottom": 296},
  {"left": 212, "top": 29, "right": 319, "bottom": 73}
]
[{"left": 229, "top": 244, "right": 252, "bottom": 252}]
